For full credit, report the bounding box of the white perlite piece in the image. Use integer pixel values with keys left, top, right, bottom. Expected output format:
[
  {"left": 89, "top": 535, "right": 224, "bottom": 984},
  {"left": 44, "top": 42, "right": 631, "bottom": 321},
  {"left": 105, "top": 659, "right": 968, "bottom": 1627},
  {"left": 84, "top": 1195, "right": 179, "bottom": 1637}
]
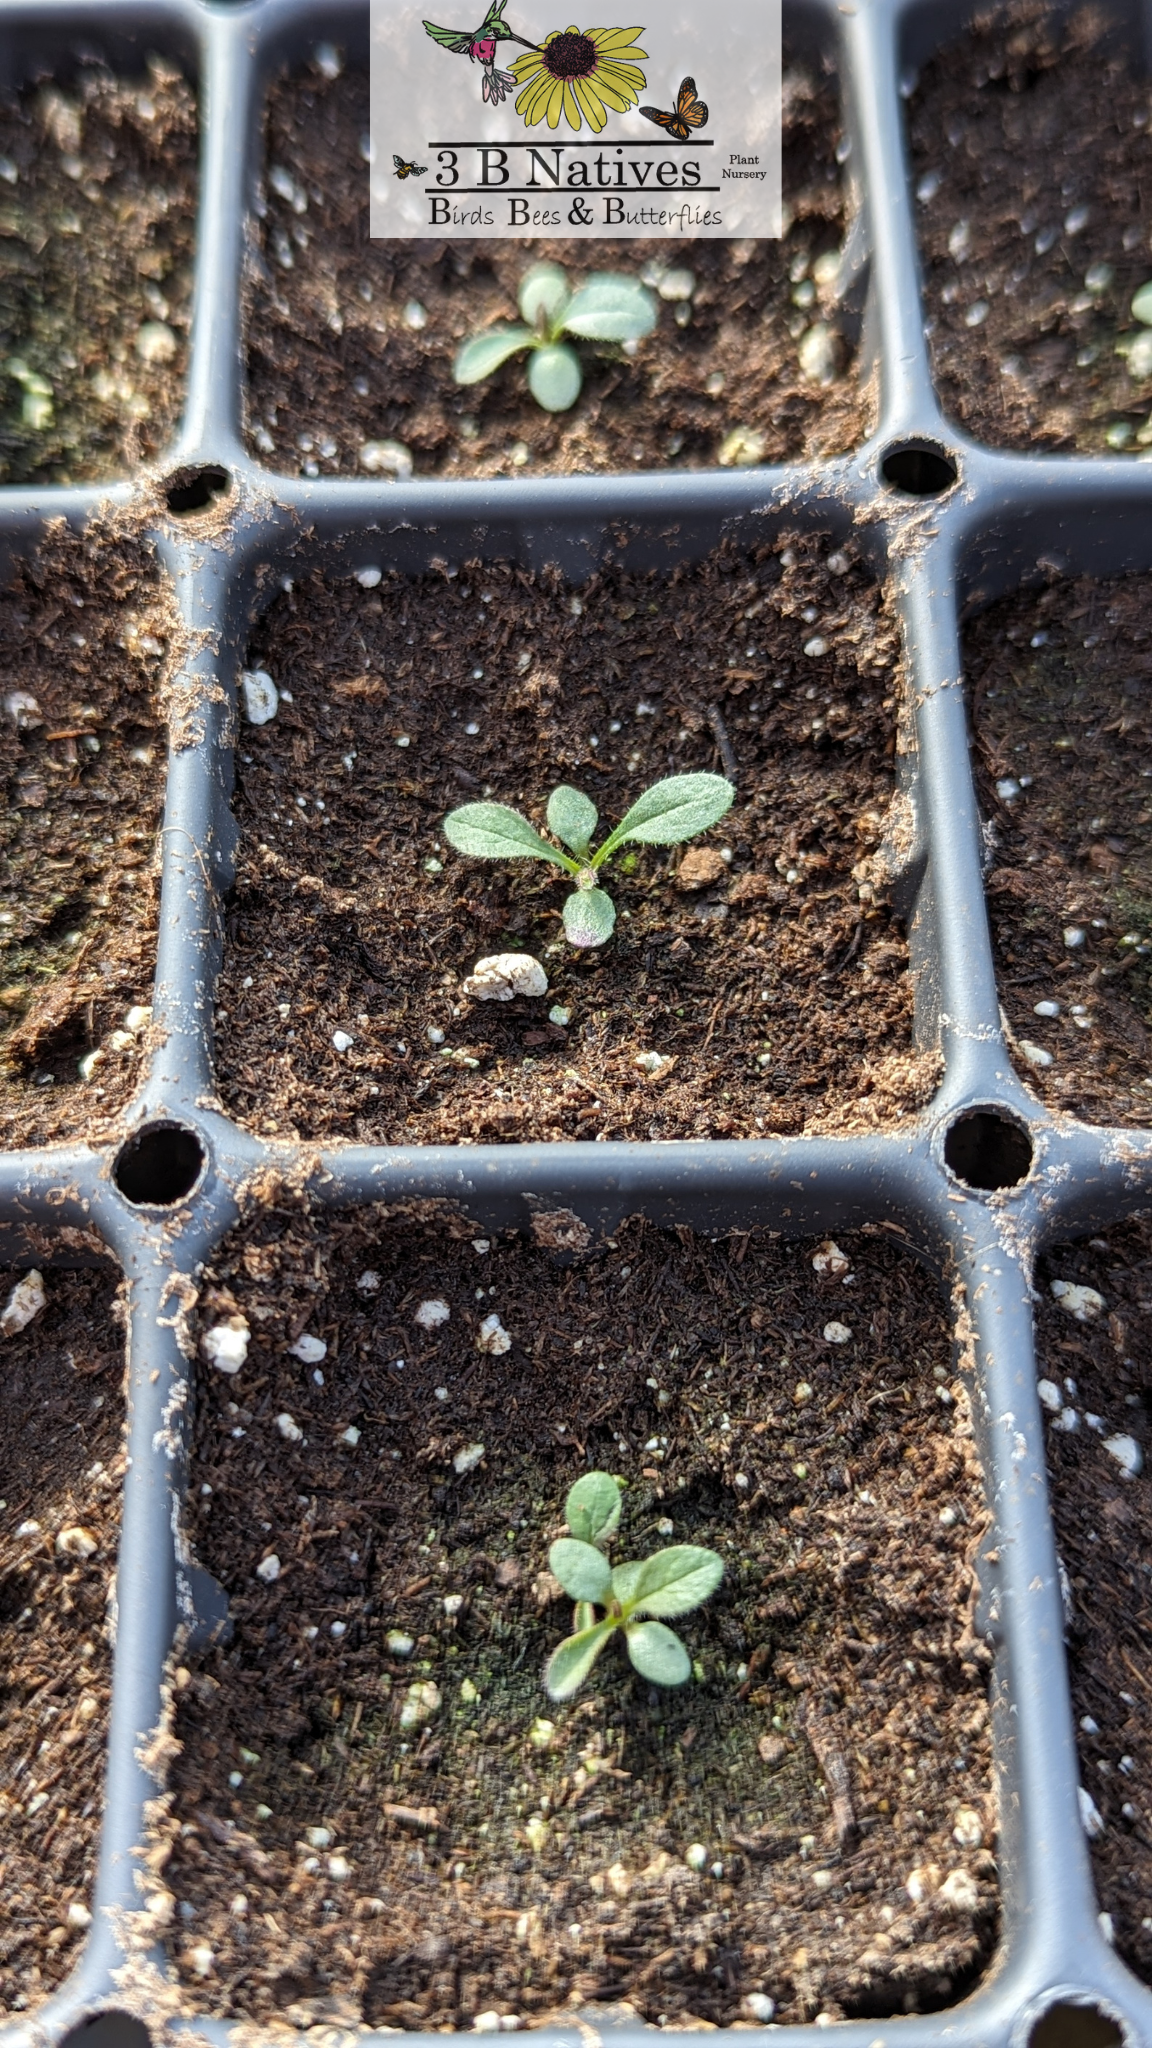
[
  {"left": 952, "top": 1808, "right": 984, "bottom": 1849},
  {"left": 357, "top": 1270, "right": 381, "bottom": 1294},
  {"left": 276, "top": 1413, "right": 303, "bottom": 1443},
  {"left": 332, "top": 1029, "right": 354, "bottom": 1053},
  {"left": 289, "top": 1333, "right": 328, "bottom": 1364},
  {"left": 66, "top": 1902, "right": 92, "bottom": 1931},
  {"left": 1037, "top": 1379, "right": 1062, "bottom": 1414},
  {"left": 55, "top": 1526, "right": 97, "bottom": 1559},
  {"left": 797, "top": 322, "right": 838, "bottom": 385},
  {"left": 1104, "top": 1433, "right": 1143, "bottom": 1478},
  {"left": 1019, "top": 1040, "right": 1054, "bottom": 1070},
  {"left": 464, "top": 953, "right": 548, "bottom": 1002},
  {"left": 634, "top": 1050, "right": 673, "bottom": 1078},
  {"left": 135, "top": 319, "right": 177, "bottom": 363},
  {"left": 812, "top": 1240, "right": 850, "bottom": 1277},
  {"left": 400, "top": 1680, "right": 441, "bottom": 1729},
  {"left": 256, "top": 1554, "right": 281, "bottom": 1583},
  {"left": 938, "top": 1869, "right": 979, "bottom": 1914},
  {"left": 0, "top": 1269, "right": 45, "bottom": 1337},
  {"left": 415, "top": 1298, "right": 451, "bottom": 1330},
  {"left": 1079, "top": 1786, "right": 1105, "bottom": 1838},
  {"left": 1051, "top": 1280, "right": 1106, "bottom": 1322},
  {"left": 201, "top": 1315, "right": 250, "bottom": 1374},
  {"left": 743, "top": 1996, "right": 776, "bottom": 2023},
  {"left": 823, "top": 1321, "right": 852, "bottom": 1345},
  {"left": 240, "top": 668, "right": 279, "bottom": 725},
  {"left": 386, "top": 1630, "right": 414, "bottom": 1657},
  {"left": 454, "top": 1442, "right": 485, "bottom": 1475},
  {"left": 359, "top": 438, "right": 413, "bottom": 479},
  {"left": 476, "top": 1313, "right": 512, "bottom": 1355}
]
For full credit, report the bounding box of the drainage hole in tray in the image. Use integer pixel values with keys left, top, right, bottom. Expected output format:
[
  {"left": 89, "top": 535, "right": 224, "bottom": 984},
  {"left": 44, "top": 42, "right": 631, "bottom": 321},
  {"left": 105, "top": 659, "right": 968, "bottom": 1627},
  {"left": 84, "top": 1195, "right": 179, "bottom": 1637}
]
[
  {"left": 943, "top": 1108, "right": 1033, "bottom": 1191},
  {"left": 1029, "top": 2004, "right": 1126, "bottom": 2048},
  {"left": 114, "top": 1120, "right": 205, "bottom": 1206},
  {"left": 164, "top": 464, "right": 232, "bottom": 515},
  {"left": 880, "top": 441, "right": 959, "bottom": 495},
  {"left": 59, "top": 2016, "right": 152, "bottom": 2048}
]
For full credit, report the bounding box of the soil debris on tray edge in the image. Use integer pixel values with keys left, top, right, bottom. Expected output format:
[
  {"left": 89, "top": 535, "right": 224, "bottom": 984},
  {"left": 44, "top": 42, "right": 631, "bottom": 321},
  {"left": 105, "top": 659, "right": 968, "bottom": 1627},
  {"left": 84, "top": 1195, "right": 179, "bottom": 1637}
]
[{"left": 159, "top": 1205, "right": 999, "bottom": 2029}]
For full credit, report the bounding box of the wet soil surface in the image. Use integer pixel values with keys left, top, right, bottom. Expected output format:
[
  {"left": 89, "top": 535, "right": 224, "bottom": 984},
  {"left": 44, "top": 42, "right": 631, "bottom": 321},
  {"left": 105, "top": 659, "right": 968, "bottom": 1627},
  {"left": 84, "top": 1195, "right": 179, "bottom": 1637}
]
[
  {"left": 0, "top": 1262, "right": 125, "bottom": 2014},
  {"left": 1036, "top": 1221, "right": 1152, "bottom": 1985},
  {"left": 908, "top": 3, "right": 1152, "bottom": 454},
  {"left": 216, "top": 533, "right": 933, "bottom": 1146},
  {"left": 0, "top": 517, "right": 170, "bottom": 1150},
  {"left": 966, "top": 569, "right": 1152, "bottom": 1126},
  {"left": 0, "top": 58, "right": 196, "bottom": 484},
  {"left": 167, "top": 1208, "right": 997, "bottom": 2027},
  {"left": 245, "top": 59, "right": 870, "bottom": 480}
]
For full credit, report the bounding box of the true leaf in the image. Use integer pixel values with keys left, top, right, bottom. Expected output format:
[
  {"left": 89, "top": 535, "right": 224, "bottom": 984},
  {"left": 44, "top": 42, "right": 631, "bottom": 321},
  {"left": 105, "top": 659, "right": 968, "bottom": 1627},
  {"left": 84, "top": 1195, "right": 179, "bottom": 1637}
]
[
  {"left": 549, "top": 1537, "right": 612, "bottom": 1603},
  {"left": 565, "top": 1470, "right": 621, "bottom": 1546},
  {"left": 619, "top": 1544, "right": 724, "bottom": 1619},
  {"left": 563, "top": 886, "right": 616, "bottom": 948},
  {"left": 625, "top": 1619, "right": 691, "bottom": 1687},
  {"left": 545, "top": 1620, "right": 615, "bottom": 1701},
  {"left": 1132, "top": 282, "right": 1152, "bottom": 327},
  {"left": 519, "top": 260, "right": 571, "bottom": 331},
  {"left": 597, "top": 774, "right": 735, "bottom": 859},
  {"left": 453, "top": 325, "right": 534, "bottom": 385},
  {"left": 573, "top": 1600, "right": 597, "bottom": 1633},
  {"left": 527, "top": 342, "right": 583, "bottom": 412},
  {"left": 444, "top": 802, "right": 575, "bottom": 869},
  {"left": 609, "top": 1559, "right": 645, "bottom": 1608},
  {"left": 547, "top": 784, "right": 598, "bottom": 856},
  {"left": 562, "top": 275, "right": 657, "bottom": 343}
]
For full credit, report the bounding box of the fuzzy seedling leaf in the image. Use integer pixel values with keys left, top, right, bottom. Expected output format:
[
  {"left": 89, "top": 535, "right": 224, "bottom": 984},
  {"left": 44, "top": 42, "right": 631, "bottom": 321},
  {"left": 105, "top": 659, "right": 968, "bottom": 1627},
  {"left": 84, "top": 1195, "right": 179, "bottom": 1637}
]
[
  {"left": 565, "top": 1470, "right": 621, "bottom": 1546},
  {"left": 625, "top": 1619, "right": 691, "bottom": 1686},
  {"left": 563, "top": 886, "right": 616, "bottom": 948},
  {"left": 443, "top": 802, "right": 575, "bottom": 869},
  {"left": 549, "top": 1537, "right": 613, "bottom": 1603},
  {"left": 598, "top": 773, "right": 735, "bottom": 858},
  {"left": 528, "top": 343, "right": 583, "bottom": 412},
  {"left": 453, "top": 325, "right": 535, "bottom": 385},
  {"left": 547, "top": 784, "right": 598, "bottom": 857},
  {"left": 545, "top": 1619, "right": 615, "bottom": 1701},
  {"left": 519, "top": 261, "right": 571, "bottom": 330},
  {"left": 622, "top": 1544, "right": 725, "bottom": 1619},
  {"left": 573, "top": 1599, "right": 597, "bottom": 1633},
  {"left": 563, "top": 274, "right": 657, "bottom": 343},
  {"left": 1132, "top": 281, "right": 1152, "bottom": 327}
]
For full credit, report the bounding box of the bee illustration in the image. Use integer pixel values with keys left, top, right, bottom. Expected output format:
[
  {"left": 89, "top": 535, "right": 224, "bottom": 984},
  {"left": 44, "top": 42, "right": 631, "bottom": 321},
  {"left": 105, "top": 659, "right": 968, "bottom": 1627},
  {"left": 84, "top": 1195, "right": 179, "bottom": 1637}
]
[
  {"left": 639, "top": 76, "right": 708, "bottom": 142},
  {"left": 393, "top": 153, "right": 430, "bottom": 179}
]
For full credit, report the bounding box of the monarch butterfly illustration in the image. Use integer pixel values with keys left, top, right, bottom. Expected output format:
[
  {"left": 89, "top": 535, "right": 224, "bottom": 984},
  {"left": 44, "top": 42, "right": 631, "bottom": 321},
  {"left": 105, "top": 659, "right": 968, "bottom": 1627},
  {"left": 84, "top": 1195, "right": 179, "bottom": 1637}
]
[
  {"left": 393, "top": 153, "right": 430, "bottom": 179},
  {"left": 639, "top": 76, "right": 708, "bottom": 141}
]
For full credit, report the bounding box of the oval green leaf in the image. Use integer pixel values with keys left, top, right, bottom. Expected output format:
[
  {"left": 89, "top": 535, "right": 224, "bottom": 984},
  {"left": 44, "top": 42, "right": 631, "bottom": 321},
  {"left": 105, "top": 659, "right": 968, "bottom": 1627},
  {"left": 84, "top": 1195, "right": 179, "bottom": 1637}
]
[
  {"left": 444, "top": 801, "right": 573, "bottom": 867},
  {"left": 625, "top": 1619, "right": 691, "bottom": 1687},
  {"left": 562, "top": 275, "right": 657, "bottom": 343},
  {"left": 453, "top": 325, "right": 534, "bottom": 385},
  {"left": 609, "top": 1558, "right": 644, "bottom": 1608},
  {"left": 563, "top": 886, "right": 616, "bottom": 948},
  {"left": 547, "top": 784, "right": 598, "bottom": 856},
  {"left": 519, "top": 260, "right": 571, "bottom": 331},
  {"left": 545, "top": 1619, "right": 615, "bottom": 1701},
  {"left": 1131, "top": 281, "right": 1152, "bottom": 327},
  {"left": 600, "top": 774, "right": 735, "bottom": 856},
  {"left": 565, "top": 1470, "right": 621, "bottom": 1546},
  {"left": 549, "top": 1537, "right": 612, "bottom": 1603},
  {"left": 621, "top": 1544, "right": 724, "bottom": 1619},
  {"left": 527, "top": 342, "right": 583, "bottom": 412}
]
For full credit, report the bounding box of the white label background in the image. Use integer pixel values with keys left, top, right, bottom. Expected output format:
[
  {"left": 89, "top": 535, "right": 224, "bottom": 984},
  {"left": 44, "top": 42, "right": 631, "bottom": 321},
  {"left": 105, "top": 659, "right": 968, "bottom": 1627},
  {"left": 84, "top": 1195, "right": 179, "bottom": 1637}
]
[{"left": 370, "top": 0, "right": 781, "bottom": 240}]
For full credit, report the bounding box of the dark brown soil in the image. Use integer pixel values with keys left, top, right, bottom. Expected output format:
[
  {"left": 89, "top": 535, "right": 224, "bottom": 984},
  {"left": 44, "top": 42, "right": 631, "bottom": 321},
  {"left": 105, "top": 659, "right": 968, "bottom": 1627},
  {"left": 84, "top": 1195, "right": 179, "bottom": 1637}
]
[
  {"left": 1036, "top": 1220, "right": 1152, "bottom": 1984},
  {"left": 0, "top": 1261, "right": 125, "bottom": 2013},
  {"left": 0, "top": 516, "right": 171, "bottom": 1150},
  {"left": 244, "top": 58, "right": 870, "bottom": 480},
  {"left": 908, "top": 4, "right": 1152, "bottom": 454},
  {"left": 966, "top": 568, "right": 1152, "bottom": 1125},
  {"left": 216, "top": 533, "right": 934, "bottom": 1145},
  {"left": 0, "top": 57, "right": 196, "bottom": 484},
  {"left": 165, "top": 1206, "right": 997, "bottom": 2027}
]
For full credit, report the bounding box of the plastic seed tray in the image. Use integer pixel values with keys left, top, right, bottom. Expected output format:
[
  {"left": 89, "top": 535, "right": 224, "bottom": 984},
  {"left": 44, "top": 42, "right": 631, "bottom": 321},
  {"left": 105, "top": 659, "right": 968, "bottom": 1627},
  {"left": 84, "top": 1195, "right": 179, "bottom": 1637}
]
[{"left": 3, "top": 0, "right": 1152, "bottom": 2045}]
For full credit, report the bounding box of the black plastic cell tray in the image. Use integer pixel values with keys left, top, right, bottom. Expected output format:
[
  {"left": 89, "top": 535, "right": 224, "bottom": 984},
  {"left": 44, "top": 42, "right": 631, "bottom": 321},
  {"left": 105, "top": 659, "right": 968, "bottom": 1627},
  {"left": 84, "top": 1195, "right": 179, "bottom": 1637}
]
[{"left": 2, "top": 0, "right": 1152, "bottom": 2044}]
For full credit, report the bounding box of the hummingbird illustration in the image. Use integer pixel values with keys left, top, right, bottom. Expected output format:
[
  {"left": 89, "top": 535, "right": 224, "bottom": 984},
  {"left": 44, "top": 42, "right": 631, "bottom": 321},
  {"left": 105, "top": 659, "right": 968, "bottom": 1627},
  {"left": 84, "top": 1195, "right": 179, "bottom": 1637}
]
[{"left": 423, "top": 0, "right": 537, "bottom": 104}]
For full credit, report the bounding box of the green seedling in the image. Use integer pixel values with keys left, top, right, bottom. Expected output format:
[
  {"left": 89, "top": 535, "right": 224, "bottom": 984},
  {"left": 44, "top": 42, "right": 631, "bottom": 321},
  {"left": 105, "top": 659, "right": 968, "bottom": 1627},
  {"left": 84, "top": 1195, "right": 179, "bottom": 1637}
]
[
  {"left": 443, "top": 771, "right": 735, "bottom": 948},
  {"left": 543, "top": 1471, "right": 723, "bottom": 1701},
  {"left": 453, "top": 260, "right": 656, "bottom": 413}
]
